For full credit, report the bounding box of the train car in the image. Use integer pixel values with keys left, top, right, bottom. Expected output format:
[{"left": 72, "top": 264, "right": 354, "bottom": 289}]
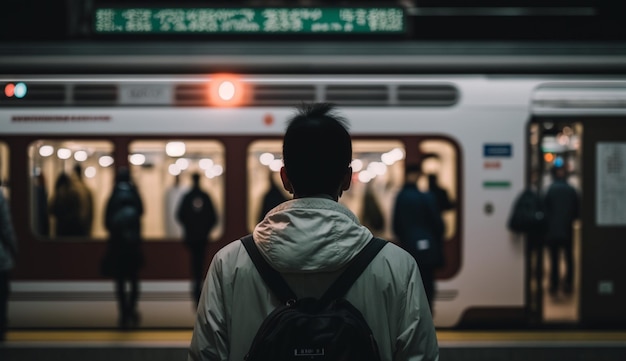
[{"left": 2, "top": 39, "right": 626, "bottom": 330}]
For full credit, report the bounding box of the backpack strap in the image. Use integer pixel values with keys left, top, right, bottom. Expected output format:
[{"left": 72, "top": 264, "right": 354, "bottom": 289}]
[
  {"left": 241, "top": 235, "right": 388, "bottom": 306},
  {"left": 318, "top": 237, "right": 387, "bottom": 306},
  {"left": 241, "top": 234, "right": 298, "bottom": 305}
]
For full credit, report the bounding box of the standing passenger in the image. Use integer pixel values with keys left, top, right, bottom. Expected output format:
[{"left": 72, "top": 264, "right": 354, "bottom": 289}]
[
  {"left": 71, "top": 164, "right": 94, "bottom": 236},
  {"left": 0, "top": 190, "right": 17, "bottom": 341},
  {"left": 103, "top": 167, "right": 144, "bottom": 329},
  {"left": 544, "top": 165, "right": 579, "bottom": 296},
  {"left": 188, "top": 103, "right": 439, "bottom": 361},
  {"left": 393, "top": 162, "right": 445, "bottom": 313},
  {"left": 49, "top": 172, "right": 82, "bottom": 237},
  {"left": 177, "top": 172, "right": 217, "bottom": 307}
]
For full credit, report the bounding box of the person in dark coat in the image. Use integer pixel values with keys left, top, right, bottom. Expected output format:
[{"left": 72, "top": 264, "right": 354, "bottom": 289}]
[
  {"left": 103, "top": 166, "right": 144, "bottom": 329},
  {"left": 392, "top": 162, "right": 445, "bottom": 312},
  {"left": 49, "top": 172, "right": 82, "bottom": 237},
  {"left": 544, "top": 166, "right": 580, "bottom": 296},
  {"left": 33, "top": 171, "right": 49, "bottom": 236},
  {"left": 72, "top": 164, "right": 94, "bottom": 236},
  {"left": 258, "top": 172, "right": 288, "bottom": 223},
  {"left": 177, "top": 172, "right": 217, "bottom": 306},
  {"left": 427, "top": 174, "right": 453, "bottom": 214}
]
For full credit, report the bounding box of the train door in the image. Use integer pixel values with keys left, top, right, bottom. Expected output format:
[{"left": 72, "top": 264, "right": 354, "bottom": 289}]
[
  {"left": 579, "top": 117, "right": 626, "bottom": 327},
  {"left": 529, "top": 120, "right": 582, "bottom": 326},
  {"left": 531, "top": 83, "right": 626, "bottom": 328}
]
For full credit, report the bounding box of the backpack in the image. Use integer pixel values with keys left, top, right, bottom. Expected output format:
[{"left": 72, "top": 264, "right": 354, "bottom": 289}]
[
  {"left": 507, "top": 189, "right": 547, "bottom": 234},
  {"left": 109, "top": 184, "right": 141, "bottom": 240},
  {"left": 241, "top": 235, "right": 387, "bottom": 361}
]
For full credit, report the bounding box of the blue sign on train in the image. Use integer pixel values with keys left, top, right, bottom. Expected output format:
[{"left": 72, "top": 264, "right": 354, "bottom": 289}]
[{"left": 483, "top": 144, "right": 512, "bottom": 157}]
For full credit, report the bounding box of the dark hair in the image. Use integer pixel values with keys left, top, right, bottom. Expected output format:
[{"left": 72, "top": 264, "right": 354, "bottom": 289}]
[
  {"left": 115, "top": 166, "right": 130, "bottom": 183},
  {"left": 404, "top": 162, "right": 422, "bottom": 176},
  {"left": 282, "top": 103, "right": 352, "bottom": 197},
  {"left": 191, "top": 172, "right": 201, "bottom": 185}
]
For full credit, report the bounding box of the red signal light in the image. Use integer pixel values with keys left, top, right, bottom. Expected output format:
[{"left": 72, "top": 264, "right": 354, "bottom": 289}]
[{"left": 4, "top": 83, "right": 15, "bottom": 97}]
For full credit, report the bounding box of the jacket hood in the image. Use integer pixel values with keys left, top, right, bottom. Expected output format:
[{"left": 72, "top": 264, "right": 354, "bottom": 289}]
[{"left": 253, "top": 196, "right": 373, "bottom": 273}]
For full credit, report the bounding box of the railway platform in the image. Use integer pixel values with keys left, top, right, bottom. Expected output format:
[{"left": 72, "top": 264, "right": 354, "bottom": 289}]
[{"left": 2, "top": 329, "right": 626, "bottom": 361}]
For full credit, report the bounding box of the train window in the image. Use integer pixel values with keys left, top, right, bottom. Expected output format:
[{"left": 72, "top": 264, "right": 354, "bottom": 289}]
[
  {"left": 29, "top": 140, "right": 114, "bottom": 240},
  {"left": 0, "top": 142, "right": 8, "bottom": 197},
  {"left": 419, "top": 139, "right": 458, "bottom": 241},
  {"left": 128, "top": 140, "right": 225, "bottom": 241},
  {"left": 247, "top": 139, "right": 406, "bottom": 240},
  {"left": 247, "top": 140, "right": 290, "bottom": 231}
]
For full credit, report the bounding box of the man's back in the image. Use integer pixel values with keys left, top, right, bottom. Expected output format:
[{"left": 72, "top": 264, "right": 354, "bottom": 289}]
[
  {"left": 188, "top": 103, "right": 438, "bottom": 361},
  {"left": 544, "top": 179, "right": 579, "bottom": 241},
  {"left": 188, "top": 197, "right": 438, "bottom": 361}
]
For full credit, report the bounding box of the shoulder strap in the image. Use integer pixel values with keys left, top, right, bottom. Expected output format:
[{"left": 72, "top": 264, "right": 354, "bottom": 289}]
[
  {"left": 318, "top": 237, "right": 387, "bottom": 306},
  {"left": 241, "top": 234, "right": 297, "bottom": 305},
  {"left": 241, "top": 235, "right": 388, "bottom": 306}
]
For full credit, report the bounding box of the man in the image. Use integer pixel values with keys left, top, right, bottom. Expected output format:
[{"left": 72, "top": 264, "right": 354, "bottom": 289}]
[
  {"left": 188, "top": 103, "right": 439, "bottom": 361},
  {"left": 103, "top": 166, "right": 144, "bottom": 329},
  {"left": 544, "top": 165, "right": 579, "bottom": 296},
  {"left": 393, "top": 162, "right": 445, "bottom": 312},
  {"left": 177, "top": 172, "right": 217, "bottom": 306}
]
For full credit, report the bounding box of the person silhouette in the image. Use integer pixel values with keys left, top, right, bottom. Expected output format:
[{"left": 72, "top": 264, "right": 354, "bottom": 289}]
[
  {"left": 177, "top": 172, "right": 217, "bottom": 306},
  {"left": 258, "top": 172, "right": 288, "bottom": 222},
  {"left": 103, "top": 166, "right": 144, "bottom": 329},
  {"left": 544, "top": 165, "right": 579, "bottom": 296},
  {"left": 393, "top": 162, "right": 445, "bottom": 312}
]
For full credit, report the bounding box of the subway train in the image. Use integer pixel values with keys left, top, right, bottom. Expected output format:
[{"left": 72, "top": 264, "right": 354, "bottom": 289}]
[{"left": 1, "top": 42, "right": 626, "bottom": 330}]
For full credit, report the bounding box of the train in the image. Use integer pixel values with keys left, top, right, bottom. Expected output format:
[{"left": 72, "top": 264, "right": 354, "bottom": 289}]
[{"left": 1, "top": 41, "right": 626, "bottom": 330}]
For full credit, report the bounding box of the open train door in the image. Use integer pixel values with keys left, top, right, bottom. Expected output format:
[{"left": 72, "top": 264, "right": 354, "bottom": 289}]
[{"left": 533, "top": 83, "right": 626, "bottom": 328}]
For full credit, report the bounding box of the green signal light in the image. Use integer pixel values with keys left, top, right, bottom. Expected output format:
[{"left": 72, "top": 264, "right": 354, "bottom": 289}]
[{"left": 14, "top": 82, "right": 27, "bottom": 98}]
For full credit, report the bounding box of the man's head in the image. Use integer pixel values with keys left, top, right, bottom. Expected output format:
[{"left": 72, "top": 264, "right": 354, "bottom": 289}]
[
  {"left": 281, "top": 103, "right": 352, "bottom": 199},
  {"left": 191, "top": 172, "right": 201, "bottom": 187},
  {"left": 404, "top": 162, "right": 422, "bottom": 184},
  {"left": 551, "top": 165, "right": 566, "bottom": 180}
]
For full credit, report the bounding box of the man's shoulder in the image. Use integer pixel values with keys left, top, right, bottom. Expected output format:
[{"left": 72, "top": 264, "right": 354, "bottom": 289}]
[{"left": 372, "top": 240, "right": 417, "bottom": 270}]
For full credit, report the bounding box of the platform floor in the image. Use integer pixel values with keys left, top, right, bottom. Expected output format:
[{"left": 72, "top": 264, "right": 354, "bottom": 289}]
[{"left": 2, "top": 330, "right": 626, "bottom": 361}]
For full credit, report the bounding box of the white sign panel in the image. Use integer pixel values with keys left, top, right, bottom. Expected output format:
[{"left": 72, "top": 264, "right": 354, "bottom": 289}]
[
  {"left": 597, "top": 142, "right": 626, "bottom": 226},
  {"left": 119, "top": 84, "right": 173, "bottom": 105}
]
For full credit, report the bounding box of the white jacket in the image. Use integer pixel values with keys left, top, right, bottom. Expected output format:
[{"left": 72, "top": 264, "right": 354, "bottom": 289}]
[{"left": 188, "top": 196, "right": 439, "bottom": 361}]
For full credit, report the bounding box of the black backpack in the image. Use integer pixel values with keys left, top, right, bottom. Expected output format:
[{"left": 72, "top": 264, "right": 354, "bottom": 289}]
[
  {"left": 241, "top": 235, "right": 387, "bottom": 361},
  {"left": 507, "top": 189, "right": 547, "bottom": 234}
]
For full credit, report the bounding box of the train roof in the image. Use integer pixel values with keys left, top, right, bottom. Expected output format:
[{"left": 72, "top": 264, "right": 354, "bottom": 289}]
[{"left": 3, "top": 41, "right": 626, "bottom": 74}]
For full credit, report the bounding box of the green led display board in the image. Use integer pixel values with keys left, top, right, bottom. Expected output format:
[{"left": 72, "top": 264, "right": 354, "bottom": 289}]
[{"left": 94, "top": 7, "right": 406, "bottom": 35}]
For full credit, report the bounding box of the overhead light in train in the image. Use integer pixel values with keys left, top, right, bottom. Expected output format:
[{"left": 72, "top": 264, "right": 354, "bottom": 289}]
[
  {"left": 4, "top": 82, "right": 27, "bottom": 98},
  {"left": 39, "top": 145, "right": 54, "bottom": 157},
  {"left": 74, "top": 150, "right": 88, "bottom": 162},
  {"left": 381, "top": 148, "right": 404, "bottom": 165},
  {"left": 260, "top": 152, "right": 274, "bottom": 166},
  {"left": 129, "top": 154, "right": 146, "bottom": 166},
  {"left": 57, "top": 148, "right": 71, "bottom": 160},
  {"left": 169, "top": 164, "right": 182, "bottom": 176},
  {"left": 99, "top": 155, "right": 114, "bottom": 167},
  {"left": 351, "top": 159, "right": 363, "bottom": 172},
  {"left": 205, "top": 164, "right": 224, "bottom": 178},
  {"left": 165, "top": 141, "right": 186, "bottom": 157},
  {"left": 358, "top": 170, "right": 374, "bottom": 183},
  {"left": 199, "top": 158, "right": 214, "bottom": 170},
  {"left": 269, "top": 159, "right": 283, "bottom": 172},
  {"left": 84, "top": 166, "right": 97, "bottom": 179},
  {"left": 175, "top": 158, "right": 190, "bottom": 170},
  {"left": 367, "top": 161, "right": 387, "bottom": 176},
  {"left": 209, "top": 75, "right": 244, "bottom": 107}
]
